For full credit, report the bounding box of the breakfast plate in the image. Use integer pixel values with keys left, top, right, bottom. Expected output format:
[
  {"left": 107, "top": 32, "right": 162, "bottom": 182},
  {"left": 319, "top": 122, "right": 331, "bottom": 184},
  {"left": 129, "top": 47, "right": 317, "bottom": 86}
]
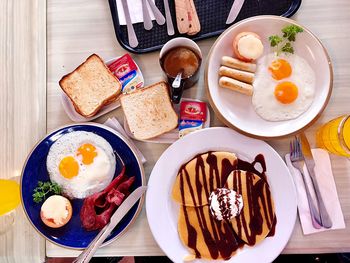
[
  {"left": 123, "top": 98, "right": 211, "bottom": 143},
  {"left": 21, "top": 123, "right": 145, "bottom": 249},
  {"left": 146, "top": 127, "right": 297, "bottom": 263},
  {"left": 61, "top": 57, "right": 144, "bottom": 122},
  {"left": 205, "top": 15, "right": 332, "bottom": 139}
]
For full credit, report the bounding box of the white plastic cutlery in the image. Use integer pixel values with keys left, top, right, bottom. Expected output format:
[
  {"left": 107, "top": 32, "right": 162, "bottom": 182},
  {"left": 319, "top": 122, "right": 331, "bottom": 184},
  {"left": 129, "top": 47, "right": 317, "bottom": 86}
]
[
  {"left": 73, "top": 186, "right": 147, "bottom": 263},
  {"left": 226, "top": 0, "right": 246, "bottom": 24},
  {"left": 121, "top": 0, "right": 139, "bottom": 48},
  {"left": 142, "top": 0, "right": 153, "bottom": 30},
  {"left": 146, "top": 0, "right": 166, "bottom": 25},
  {"left": 163, "top": 0, "right": 175, "bottom": 35}
]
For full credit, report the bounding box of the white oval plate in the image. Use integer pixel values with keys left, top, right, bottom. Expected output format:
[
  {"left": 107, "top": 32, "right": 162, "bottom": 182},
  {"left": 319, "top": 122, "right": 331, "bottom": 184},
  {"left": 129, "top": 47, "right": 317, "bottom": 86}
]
[
  {"left": 146, "top": 127, "right": 297, "bottom": 263},
  {"left": 123, "top": 98, "right": 211, "bottom": 144},
  {"left": 205, "top": 16, "right": 332, "bottom": 139},
  {"left": 61, "top": 57, "right": 144, "bottom": 122}
]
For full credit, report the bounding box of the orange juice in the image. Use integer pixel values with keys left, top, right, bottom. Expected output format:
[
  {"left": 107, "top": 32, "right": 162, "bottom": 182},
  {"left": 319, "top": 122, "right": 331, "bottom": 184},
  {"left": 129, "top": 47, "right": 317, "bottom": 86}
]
[
  {"left": 0, "top": 179, "right": 20, "bottom": 216},
  {"left": 316, "top": 115, "right": 350, "bottom": 157}
]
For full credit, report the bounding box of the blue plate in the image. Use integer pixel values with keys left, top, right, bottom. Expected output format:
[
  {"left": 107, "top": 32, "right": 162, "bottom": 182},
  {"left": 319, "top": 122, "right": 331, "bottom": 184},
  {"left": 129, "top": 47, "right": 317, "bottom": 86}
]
[{"left": 21, "top": 123, "right": 145, "bottom": 249}]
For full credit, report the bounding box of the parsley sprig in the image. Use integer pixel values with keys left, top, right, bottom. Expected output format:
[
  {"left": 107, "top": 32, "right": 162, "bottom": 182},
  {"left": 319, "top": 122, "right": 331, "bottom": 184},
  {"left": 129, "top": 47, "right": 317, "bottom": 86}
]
[
  {"left": 32, "top": 181, "right": 62, "bottom": 203},
  {"left": 269, "top": 25, "right": 303, "bottom": 55}
]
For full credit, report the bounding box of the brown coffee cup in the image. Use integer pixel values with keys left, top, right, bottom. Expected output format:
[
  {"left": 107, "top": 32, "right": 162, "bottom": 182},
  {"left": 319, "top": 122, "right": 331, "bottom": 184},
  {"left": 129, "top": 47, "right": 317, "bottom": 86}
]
[{"left": 159, "top": 38, "right": 202, "bottom": 104}]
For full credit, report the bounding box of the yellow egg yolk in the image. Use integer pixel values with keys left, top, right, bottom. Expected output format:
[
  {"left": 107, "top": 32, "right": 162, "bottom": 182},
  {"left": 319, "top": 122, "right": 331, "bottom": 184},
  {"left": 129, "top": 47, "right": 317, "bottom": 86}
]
[
  {"left": 274, "top": 82, "right": 299, "bottom": 104},
  {"left": 77, "top": 143, "right": 97, "bottom": 165},
  {"left": 59, "top": 156, "right": 79, "bottom": 179},
  {"left": 268, "top": 59, "right": 292, "bottom": 80}
]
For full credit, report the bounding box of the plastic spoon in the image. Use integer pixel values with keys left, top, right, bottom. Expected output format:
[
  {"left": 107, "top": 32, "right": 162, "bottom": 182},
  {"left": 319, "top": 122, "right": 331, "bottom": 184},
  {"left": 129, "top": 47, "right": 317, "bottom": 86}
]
[
  {"left": 171, "top": 70, "right": 184, "bottom": 104},
  {"left": 163, "top": 0, "right": 175, "bottom": 35},
  {"left": 121, "top": 0, "right": 139, "bottom": 48},
  {"left": 146, "top": 0, "right": 166, "bottom": 25},
  {"left": 172, "top": 71, "right": 183, "bottom": 88},
  {"left": 142, "top": 0, "right": 153, "bottom": 30}
]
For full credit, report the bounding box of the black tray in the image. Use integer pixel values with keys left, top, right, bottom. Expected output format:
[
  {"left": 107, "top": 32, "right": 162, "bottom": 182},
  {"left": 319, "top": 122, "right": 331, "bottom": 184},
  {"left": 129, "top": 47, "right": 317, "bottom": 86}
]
[{"left": 109, "top": 0, "right": 302, "bottom": 54}]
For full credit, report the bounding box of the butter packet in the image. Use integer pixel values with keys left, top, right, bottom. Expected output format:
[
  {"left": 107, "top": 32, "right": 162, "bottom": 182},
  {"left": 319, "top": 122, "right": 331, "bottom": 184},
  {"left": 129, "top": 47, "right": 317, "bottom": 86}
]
[
  {"left": 179, "top": 119, "right": 203, "bottom": 138},
  {"left": 119, "top": 70, "right": 144, "bottom": 94}
]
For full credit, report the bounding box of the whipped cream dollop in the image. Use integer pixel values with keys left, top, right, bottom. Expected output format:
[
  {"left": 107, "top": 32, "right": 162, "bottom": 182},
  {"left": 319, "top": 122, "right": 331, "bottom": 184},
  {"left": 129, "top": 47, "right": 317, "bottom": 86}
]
[{"left": 209, "top": 188, "right": 243, "bottom": 221}]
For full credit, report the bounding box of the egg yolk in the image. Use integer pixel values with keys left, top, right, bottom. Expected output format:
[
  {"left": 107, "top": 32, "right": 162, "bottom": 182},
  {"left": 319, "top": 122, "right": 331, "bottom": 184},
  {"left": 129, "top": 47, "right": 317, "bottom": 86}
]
[
  {"left": 268, "top": 59, "right": 292, "bottom": 80},
  {"left": 59, "top": 156, "right": 79, "bottom": 179},
  {"left": 77, "top": 143, "right": 97, "bottom": 165},
  {"left": 274, "top": 82, "right": 299, "bottom": 104}
]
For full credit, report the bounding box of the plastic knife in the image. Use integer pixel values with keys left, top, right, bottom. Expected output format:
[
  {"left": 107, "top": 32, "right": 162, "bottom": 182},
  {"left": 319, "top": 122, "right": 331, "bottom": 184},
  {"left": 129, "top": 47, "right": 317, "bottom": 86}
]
[
  {"left": 300, "top": 133, "right": 332, "bottom": 228},
  {"left": 226, "top": 0, "right": 245, "bottom": 24}
]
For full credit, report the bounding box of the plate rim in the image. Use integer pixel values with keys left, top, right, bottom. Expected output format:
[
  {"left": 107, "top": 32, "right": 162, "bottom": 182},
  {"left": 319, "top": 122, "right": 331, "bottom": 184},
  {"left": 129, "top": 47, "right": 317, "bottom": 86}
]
[
  {"left": 205, "top": 15, "right": 333, "bottom": 140},
  {"left": 20, "top": 122, "right": 146, "bottom": 250},
  {"left": 146, "top": 127, "right": 297, "bottom": 263}
]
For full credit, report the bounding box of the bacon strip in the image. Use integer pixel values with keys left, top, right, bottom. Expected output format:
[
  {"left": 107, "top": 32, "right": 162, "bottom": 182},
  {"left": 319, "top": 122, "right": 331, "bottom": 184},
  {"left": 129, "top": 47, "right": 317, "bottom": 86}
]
[{"left": 80, "top": 166, "right": 135, "bottom": 231}]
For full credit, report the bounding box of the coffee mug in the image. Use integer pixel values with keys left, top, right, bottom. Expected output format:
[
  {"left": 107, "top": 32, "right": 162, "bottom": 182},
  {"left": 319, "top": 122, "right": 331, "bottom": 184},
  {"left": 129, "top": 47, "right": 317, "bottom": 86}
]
[{"left": 159, "top": 38, "right": 202, "bottom": 103}]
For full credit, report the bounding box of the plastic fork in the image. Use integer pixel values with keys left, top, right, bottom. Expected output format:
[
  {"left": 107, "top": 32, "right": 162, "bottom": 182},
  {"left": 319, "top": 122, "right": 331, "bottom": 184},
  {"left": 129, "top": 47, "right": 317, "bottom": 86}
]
[{"left": 290, "top": 137, "right": 322, "bottom": 229}]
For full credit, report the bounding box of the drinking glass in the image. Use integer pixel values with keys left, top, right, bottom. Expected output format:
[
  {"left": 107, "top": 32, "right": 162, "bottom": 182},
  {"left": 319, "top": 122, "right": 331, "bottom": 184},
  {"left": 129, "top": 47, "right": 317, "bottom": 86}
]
[
  {"left": 0, "top": 178, "right": 20, "bottom": 234},
  {"left": 316, "top": 115, "right": 350, "bottom": 157}
]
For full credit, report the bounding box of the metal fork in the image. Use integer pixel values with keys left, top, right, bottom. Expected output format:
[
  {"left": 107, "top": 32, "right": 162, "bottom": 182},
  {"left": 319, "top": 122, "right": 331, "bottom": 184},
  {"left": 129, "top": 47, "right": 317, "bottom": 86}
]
[{"left": 290, "top": 137, "right": 322, "bottom": 229}]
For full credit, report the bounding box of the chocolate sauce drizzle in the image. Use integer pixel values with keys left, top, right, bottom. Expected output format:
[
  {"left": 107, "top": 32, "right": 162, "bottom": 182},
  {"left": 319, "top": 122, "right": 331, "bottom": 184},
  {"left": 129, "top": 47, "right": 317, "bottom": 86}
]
[{"left": 178, "top": 152, "right": 277, "bottom": 259}]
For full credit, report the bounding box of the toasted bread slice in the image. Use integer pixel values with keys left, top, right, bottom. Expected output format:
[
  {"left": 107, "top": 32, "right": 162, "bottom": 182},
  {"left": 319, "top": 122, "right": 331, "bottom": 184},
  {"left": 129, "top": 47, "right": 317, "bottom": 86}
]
[
  {"left": 59, "top": 54, "right": 121, "bottom": 118},
  {"left": 120, "top": 81, "right": 178, "bottom": 140}
]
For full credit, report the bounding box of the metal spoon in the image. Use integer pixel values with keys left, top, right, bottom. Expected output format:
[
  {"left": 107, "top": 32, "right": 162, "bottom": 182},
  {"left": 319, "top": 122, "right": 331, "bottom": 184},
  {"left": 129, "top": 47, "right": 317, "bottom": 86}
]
[{"left": 142, "top": 0, "right": 153, "bottom": 30}]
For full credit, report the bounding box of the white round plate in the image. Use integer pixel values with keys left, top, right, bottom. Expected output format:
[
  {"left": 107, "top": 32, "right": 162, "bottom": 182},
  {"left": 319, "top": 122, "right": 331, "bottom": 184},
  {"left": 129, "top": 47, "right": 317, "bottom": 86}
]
[
  {"left": 205, "top": 16, "right": 332, "bottom": 139},
  {"left": 123, "top": 98, "right": 210, "bottom": 144},
  {"left": 61, "top": 57, "right": 144, "bottom": 122},
  {"left": 146, "top": 127, "right": 297, "bottom": 263}
]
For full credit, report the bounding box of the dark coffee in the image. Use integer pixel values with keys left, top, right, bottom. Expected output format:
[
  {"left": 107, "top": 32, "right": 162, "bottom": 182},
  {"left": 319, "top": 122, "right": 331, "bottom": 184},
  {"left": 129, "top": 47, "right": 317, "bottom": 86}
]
[{"left": 162, "top": 47, "right": 200, "bottom": 78}]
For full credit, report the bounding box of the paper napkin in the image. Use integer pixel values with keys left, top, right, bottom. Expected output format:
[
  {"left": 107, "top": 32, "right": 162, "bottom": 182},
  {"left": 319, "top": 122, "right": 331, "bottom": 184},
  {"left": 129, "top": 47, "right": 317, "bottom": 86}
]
[
  {"left": 285, "top": 149, "right": 345, "bottom": 234},
  {"left": 104, "top": 117, "right": 147, "bottom": 164},
  {"left": 116, "top": 0, "right": 155, "bottom": 25}
]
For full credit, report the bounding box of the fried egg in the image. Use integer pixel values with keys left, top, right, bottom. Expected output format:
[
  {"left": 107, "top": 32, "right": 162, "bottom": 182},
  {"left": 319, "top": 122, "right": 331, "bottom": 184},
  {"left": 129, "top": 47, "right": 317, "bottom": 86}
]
[
  {"left": 46, "top": 131, "right": 116, "bottom": 199},
  {"left": 252, "top": 53, "right": 315, "bottom": 121}
]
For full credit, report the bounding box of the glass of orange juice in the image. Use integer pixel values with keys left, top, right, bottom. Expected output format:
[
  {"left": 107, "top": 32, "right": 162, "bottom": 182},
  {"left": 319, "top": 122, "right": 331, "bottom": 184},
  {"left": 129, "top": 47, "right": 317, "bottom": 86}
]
[
  {"left": 0, "top": 178, "right": 20, "bottom": 234},
  {"left": 316, "top": 115, "right": 350, "bottom": 158}
]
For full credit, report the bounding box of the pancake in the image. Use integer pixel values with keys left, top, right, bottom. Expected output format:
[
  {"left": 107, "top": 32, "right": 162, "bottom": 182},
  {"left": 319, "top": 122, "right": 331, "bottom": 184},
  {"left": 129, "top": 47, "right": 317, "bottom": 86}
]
[
  {"left": 172, "top": 151, "right": 238, "bottom": 206},
  {"left": 225, "top": 170, "right": 275, "bottom": 245},
  {"left": 173, "top": 152, "right": 276, "bottom": 261},
  {"left": 178, "top": 205, "right": 243, "bottom": 260}
]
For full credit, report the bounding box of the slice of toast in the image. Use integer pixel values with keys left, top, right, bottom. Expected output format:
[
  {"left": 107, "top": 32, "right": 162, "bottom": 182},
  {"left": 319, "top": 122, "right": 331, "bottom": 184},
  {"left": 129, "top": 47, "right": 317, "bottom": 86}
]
[
  {"left": 120, "top": 81, "right": 178, "bottom": 140},
  {"left": 59, "top": 54, "right": 122, "bottom": 118}
]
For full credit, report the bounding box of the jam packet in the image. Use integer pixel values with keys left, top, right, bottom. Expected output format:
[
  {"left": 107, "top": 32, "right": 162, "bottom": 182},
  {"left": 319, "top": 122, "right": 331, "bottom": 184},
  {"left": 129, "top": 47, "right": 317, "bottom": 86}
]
[
  {"left": 179, "top": 100, "right": 207, "bottom": 138},
  {"left": 108, "top": 54, "right": 143, "bottom": 94},
  {"left": 180, "top": 101, "right": 207, "bottom": 122}
]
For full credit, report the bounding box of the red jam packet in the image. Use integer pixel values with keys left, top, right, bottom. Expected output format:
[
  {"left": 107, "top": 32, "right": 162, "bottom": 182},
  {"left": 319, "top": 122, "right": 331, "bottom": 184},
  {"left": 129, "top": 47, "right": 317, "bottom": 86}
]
[
  {"left": 108, "top": 54, "right": 137, "bottom": 79},
  {"left": 180, "top": 101, "right": 207, "bottom": 122}
]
